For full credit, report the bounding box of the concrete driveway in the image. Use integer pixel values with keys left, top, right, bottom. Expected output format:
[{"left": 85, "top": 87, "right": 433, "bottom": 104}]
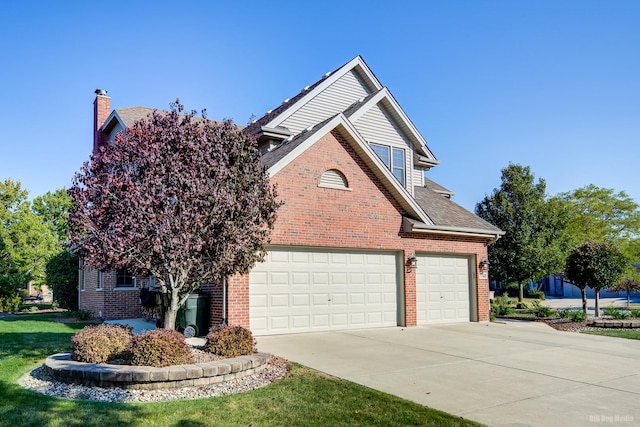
[{"left": 257, "top": 322, "right": 640, "bottom": 427}]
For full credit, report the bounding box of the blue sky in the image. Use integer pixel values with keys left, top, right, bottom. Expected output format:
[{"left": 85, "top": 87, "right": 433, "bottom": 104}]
[{"left": 1, "top": 0, "right": 638, "bottom": 211}]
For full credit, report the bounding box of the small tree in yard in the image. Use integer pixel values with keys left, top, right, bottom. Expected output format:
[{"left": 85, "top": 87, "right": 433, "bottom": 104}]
[
  {"left": 69, "top": 102, "right": 280, "bottom": 330},
  {"left": 608, "top": 277, "right": 640, "bottom": 307},
  {"left": 564, "top": 240, "right": 627, "bottom": 317}
]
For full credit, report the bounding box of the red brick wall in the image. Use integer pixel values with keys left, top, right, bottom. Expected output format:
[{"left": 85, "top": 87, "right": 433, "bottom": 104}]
[
  {"left": 88, "top": 129, "right": 491, "bottom": 326},
  {"left": 79, "top": 261, "right": 141, "bottom": 320},
  {"left": 225, "top": 130, "right": 491, "bottom": 328}
]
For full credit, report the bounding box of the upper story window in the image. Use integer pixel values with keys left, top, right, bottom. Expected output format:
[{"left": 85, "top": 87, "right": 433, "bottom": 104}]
[
  {"left": 116, "top": 269, "right": 136, "bottom": 288},
  {"left": 370, "top": 143, "right": 406, "bottom": 186}
]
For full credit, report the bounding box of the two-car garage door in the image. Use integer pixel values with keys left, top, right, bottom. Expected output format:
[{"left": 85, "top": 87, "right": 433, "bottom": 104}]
[{"left": 249, "top": 247, "right": 398, "bottom": 335}]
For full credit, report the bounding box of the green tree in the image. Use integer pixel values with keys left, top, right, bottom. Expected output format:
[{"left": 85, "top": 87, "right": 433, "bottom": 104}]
[
  {"left": 557, "top": 185, "right": 640, "bottom": 245},
  {"left": 45, "top": 250, "right": 79, "bottom": 310},
  {"left": 69, "top": 102, "right": 280, "bottom": 330},
  {"left": 32, "top": 188, "right": 73, "bottom": 243},
  {"left": 0, "top": 179, "right": 58, "bottom": 290},
  {"left": 565, "top": 240, "right": 627, "bottom": 316},
  {"left": 476, "top": 164, "right": 568, "bottom": 302}
]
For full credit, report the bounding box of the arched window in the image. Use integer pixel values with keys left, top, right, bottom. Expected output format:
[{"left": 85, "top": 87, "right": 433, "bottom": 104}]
[{"left": 318, "top": 169, "right": 350, "bottom": 190}]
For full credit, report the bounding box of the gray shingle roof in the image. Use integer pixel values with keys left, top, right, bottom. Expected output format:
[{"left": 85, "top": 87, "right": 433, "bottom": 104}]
[
  {"left": 423, "top": 177, "right": 454, "bottom": 197},
  {"left": 259, "top": 115, "right": 337, "bottom": 169},
  {"left": 113, "top": 107, "right": 157, "bottom": 128},
  {"left": 413, "top": 185, "right": 501, "bottom": 233},
  {"left": 246, "top": 58, "right": 356, "bottom": 135}
]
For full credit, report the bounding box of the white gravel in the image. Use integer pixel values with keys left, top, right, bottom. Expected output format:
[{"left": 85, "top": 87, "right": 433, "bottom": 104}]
[{"left": 19, "top": 356, "right": 290, "bottom": 403}]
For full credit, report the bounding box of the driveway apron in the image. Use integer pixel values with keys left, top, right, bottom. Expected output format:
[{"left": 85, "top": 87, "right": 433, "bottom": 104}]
[{"left": 257, "top": 322, "right": 640, "bottom": 427}]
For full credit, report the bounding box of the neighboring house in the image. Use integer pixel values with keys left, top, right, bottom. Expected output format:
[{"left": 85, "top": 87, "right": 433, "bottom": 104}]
[
  {"left": 80, "top": 56, "right": 503, "bottom": 336},
  {"left": 540, "top": 274, "right": 637, "bottom": 299}
]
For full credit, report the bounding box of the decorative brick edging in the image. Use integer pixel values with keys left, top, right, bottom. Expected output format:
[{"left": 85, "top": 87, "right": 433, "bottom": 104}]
[
  {"left": 45, "top": 352, "right": 270, "bottom": 390},
  {"left": 589, "top": 320, "right": 640, "bottom": 329}
]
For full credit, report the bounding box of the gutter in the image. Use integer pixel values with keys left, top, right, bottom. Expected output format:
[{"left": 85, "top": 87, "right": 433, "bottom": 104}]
[{"left": 402, "top": 217, "right": 503, "bottom": 243}]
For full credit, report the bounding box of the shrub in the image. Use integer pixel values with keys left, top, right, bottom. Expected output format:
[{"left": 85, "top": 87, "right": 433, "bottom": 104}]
[
  {"left": 491, "top": 295, "right": 515, "bottom": 316},
  {"left": 602, "top": 306, "right": 630, "bottom": 319},
  {"left": 67, "top": 309, "right": 93, "bottom": 320},
  {"left": 0, "top": 294, "right": 21, "bottom": 313},
  {"left": 515, "top": 301, "right": 529, "bottom": 310},
  {"left": 71, "top": 324, "right": 133, "bottom": 363},
  {"left": 559, "top": 309, "right": 587, "bottom": 322},
  {"left": 530, "top": 301, "right": 556, "bottom": 318},
  {"left": 129, "top": 329, "right": 193, "bottom": 367},
  {"left": 525, "top": 289, "right": 545, "bottom": 300},
  {"left": 630, "top": 309, "right": 640, "bottom": 318},
  {"left": 204, "top": 325, "right": 256, "bottom": 358}
]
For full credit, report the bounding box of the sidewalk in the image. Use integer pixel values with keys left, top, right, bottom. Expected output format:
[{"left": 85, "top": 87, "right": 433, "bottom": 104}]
[{"left": 542, "top": 296, "right": 640, "bottom": 313}]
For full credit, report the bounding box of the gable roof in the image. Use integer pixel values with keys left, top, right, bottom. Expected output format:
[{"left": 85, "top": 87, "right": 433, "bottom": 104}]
[
  {"left": 247, "top": 56, "right": 381, "bottom": 135},
  {"left": 262, "top": 113, "right": 434, "bottom": 225}
]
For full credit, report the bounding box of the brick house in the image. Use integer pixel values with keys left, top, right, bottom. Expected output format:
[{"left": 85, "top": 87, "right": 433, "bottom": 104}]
[{"left": 80, "top": 56, "right": 502, "bottom": 335}]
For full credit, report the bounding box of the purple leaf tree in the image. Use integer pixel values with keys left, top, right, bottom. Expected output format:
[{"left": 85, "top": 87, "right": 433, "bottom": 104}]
[{"left": 69, "top": 102, "right": 280, "bottom": 330}]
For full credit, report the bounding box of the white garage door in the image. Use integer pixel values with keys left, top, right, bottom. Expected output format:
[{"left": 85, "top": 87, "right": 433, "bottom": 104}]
[
  {"left": 416, "top": 255, "right": 471, "bottom": 324},
  {"left": 250, "top": 247, "right": 398, "bottom": 335}
]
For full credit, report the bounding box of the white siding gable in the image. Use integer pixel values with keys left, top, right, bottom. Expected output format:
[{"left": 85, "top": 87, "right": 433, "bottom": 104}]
[
  {"left": 280, "top": 69, "right": 373, "bottom": 134},
  {"left": 351, "top": 102, "right": 418, "bottom": 195}
]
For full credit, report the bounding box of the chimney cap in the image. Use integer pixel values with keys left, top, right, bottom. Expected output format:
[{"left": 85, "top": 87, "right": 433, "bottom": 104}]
[{"left": 94, "top": 89, "right": 107, "bottom": 96}]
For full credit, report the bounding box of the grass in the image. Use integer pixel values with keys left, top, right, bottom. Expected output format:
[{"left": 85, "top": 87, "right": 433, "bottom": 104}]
[
  {"left": 581, "top": 329, "right": 640, "bottom": 340},
  {"left": 0, "top": 314, "right": 483, "bottom": 427}
]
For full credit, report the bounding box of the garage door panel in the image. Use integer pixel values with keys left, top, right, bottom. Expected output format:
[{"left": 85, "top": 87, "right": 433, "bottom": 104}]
[
  {"left": 350, "top": 272, "right": 365, "bottom": 284},
  {"left": 331, "top": 272, "right": 348, "bottom": 285},
  {"left": 270, "top": 294, "right": 289, "bottom": 307},
  {"left": 350, "top": 292, "right": 366, "bottom": 304},
  {"left": 417, "top": 255, "right": 471, "bottom": 325},
  {"left": 292, "top": 316, "right": 310, "bottom": 328},
  {"left": 332, "top": 293, "right": 348, "bottom": 305},
  {"left": 332, "top": 313, "right": 348, "bottom": 326},
  {"left": 312, "top": 314, "right": 329, "bottom": 327},
  {"left": 312, "top": 294, "right": 330, "bottom": 306},
  {"left": 250, "top": 248, "right": 398, "bottom": 335},
  {"left": 291, "top": 294, "right": 309, "bottom": 307}
]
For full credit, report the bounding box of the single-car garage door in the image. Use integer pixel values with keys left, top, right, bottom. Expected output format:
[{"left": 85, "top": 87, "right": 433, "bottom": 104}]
[
  {"left": 250, "top": 247, "right": 398, "bottom": 335},
  {"left": 416, "top": 254, "right": 473, "bottom": 324}
]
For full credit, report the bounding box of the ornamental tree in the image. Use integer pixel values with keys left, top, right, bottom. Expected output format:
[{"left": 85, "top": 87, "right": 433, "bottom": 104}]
[
  {"left": 564, "top": 240, "right": 627, "bottom": 316},
  {"left": 69, "top": 102, "right": 280, "bottom": 330}
]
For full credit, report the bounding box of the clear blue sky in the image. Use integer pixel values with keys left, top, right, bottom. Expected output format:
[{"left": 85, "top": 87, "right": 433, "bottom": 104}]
[{"left": 1, "top": 0, "right": 638, "bottom": 211}]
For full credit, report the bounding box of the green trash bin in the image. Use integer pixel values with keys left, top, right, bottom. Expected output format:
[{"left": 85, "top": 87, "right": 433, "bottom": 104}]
[{"left": 177, "top": 292, "right": 209, "bottom": 337}]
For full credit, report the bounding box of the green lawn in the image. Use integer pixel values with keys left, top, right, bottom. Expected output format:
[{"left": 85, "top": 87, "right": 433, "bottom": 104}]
[
  {"left": 0, "top": 314, "right": 483, "bottom": 427},
  {"left": 581, "top": 329, "right": 640, "bottom": 340}
]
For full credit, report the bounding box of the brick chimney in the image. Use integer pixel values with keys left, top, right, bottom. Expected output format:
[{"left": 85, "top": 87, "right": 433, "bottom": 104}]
[{"left": 93, "top": 89, "right": 110, "bottom": 155}]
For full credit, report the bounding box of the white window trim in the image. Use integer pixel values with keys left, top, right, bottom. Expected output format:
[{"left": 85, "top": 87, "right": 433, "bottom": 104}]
[
  {"left": 97, "top": 271, "right": 103, "bottom": 291},
  {"left": 370, "top": 143, "right": 406, "bottom": 186}
]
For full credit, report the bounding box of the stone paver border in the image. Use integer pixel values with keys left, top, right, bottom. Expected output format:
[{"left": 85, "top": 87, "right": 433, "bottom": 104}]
[
  {"left": 45, "top": 352, "right": 270, "bottom": 390},
  {"left": 589, "top": 319, "right": 640, "bottom": 328}
]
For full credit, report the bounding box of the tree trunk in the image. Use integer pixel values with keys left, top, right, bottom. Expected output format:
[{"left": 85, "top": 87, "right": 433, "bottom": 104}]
[
  {"left": 163, "top": 290, "right": 181, "bottom": 330},
  {"left": 518, "top": 282, "right": 524, "bottom": 302},
  {"left": 594, "top": 289, "right": 600, "bottom": 318},
  {"left": 581, "top": 288, "right": 587, "bottom": 315},
  {"left": 627, "top": 290, "right": 631, "bottom": 307}
]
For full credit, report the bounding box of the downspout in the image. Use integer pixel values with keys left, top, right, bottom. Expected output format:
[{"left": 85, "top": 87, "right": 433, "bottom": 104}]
[{"left": 221, "top": 277, "right": 228, "bottom": 325}]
